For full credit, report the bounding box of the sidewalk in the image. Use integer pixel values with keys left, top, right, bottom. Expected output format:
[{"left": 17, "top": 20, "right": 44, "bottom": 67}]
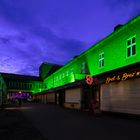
[{"left": 0, "top": 106, "right": 47, "bottom": 140}]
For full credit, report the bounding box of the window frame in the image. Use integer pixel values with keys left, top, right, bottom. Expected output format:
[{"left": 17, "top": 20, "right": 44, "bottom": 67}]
[
  {"left": 81, "top": 62, "right": 86, "bottom": 74},
  {"left": 99, "top": 52, "right": 104, "bottom": 68},
  {"left": 126, "top": 35, "right": 136, "bottom": 58}
]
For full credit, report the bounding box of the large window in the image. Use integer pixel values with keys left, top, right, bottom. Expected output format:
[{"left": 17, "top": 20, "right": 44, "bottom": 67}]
[
  {"left": 127, "top": 36, "right": 136, "bottom": 57},
  {"left": 99, "top": 52, "right": 104, "bottom": 68}
]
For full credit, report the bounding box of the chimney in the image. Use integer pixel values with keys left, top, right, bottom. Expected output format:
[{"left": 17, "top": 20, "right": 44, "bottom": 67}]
[
  {"left": 114, "top": 24, "right": 123, "bottom": 31},
  {"left": 73, "top": 55, "right": 79, "bottom": 59}
]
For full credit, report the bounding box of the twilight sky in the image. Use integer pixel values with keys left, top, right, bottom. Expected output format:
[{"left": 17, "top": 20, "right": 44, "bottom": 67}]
[{"left": 0, "top": 0, "right": 139, "bottom": 76}]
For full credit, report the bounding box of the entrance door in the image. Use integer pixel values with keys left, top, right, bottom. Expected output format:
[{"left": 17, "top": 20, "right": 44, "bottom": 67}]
[
  {"left": 58, "top": 90, "right": 65, "bottom": 106},
  {"left": 82, "top": 88, "right": 90, "bottom": 110},
  {"left": 55, "top": 93, "right": 59, "bottom": 105},
  {"left": 82, "top": 85, "right": 100, "bottom": 110}
]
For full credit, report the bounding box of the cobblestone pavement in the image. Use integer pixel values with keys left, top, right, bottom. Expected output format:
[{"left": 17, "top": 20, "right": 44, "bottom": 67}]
[{"left": 0, "top": 105, "right": 47, "bottom": 140}]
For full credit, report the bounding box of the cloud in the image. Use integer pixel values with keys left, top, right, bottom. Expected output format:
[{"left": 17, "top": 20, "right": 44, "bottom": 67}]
[
  {"left": 0, "top": 56, "right": 27, "bottom": 73},
  {"left": 0, "top": 37, "right": 10, "bottom": 44},
  {"left": 0, "top": 0, "right": 139, "bottom": 76},
  {"left": 0, "top": 24, "right": 86, "bottom": 75},
  {"left": 17, "top": 64, "right": 39, "bottom": 76}
]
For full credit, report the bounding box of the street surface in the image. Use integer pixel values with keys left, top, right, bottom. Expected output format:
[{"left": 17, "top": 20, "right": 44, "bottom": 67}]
[
  {"left": 18, "top": 102, "right": 140, "bottom": 140},
  {"left": 0, "top": 104, "right": 47, "bottom": 140}
]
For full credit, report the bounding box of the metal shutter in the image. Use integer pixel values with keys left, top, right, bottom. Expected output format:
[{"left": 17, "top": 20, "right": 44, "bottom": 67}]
[
  {"left": 65, "top": 88, "right": 81, "bottom": 103},
  {"left": 101, "top": 78, "right": 140, "bottom": 115}
]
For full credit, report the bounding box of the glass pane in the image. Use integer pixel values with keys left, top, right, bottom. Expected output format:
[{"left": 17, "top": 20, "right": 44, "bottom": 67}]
[
  {"left": 132, "top": 37, "right": 136, "bottom": 44},
  {"left": 132, "top": 45, "right": 136, "bottom": 55},
  {"left": 99, "top": 61, "right": 101, "bottom": 67},
  {"left": 82, "top": 63, "right": 86, "bottom": 73},
  {"left": 102, "top": 53, "right": 104, "bottom": 58},
  {"left": 102, "top": 59, "right": 104, "bottom": 67},
  {"left": 127, "top": 47, "right": 131, "bottom": 57},
  {"left": 127, "top": 40, "right": 131, "bottom": 46}
]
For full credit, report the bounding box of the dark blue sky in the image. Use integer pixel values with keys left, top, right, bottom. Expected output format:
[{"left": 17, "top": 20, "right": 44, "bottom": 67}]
[{"left": 0, "top": 0, "right": 139, "bottom": 76}]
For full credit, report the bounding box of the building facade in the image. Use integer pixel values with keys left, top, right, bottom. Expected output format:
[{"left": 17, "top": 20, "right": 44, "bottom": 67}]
[
  {"left": 1, "top": 73, "right": 44, "bottom": 100},
  {"left": 33, "top": 15, "right": 140, "bottom": 115},
  {"left": 0, "top": 74, "right": 7, "bottom": 106},
  {"left": 1, "top": 15, "right": 140, "bottom": 115}
]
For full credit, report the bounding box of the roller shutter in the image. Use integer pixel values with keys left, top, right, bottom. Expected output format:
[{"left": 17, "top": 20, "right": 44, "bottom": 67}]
[
  {"left": 65, "top": 88, "right": 81, "bottom": 103},
  {"left": 46, "top": 93, "right": 55, "bottom": 103},
  {"left": 64, "top": 88, "right": 81, "bottom": 109},
  {"left": 101, "top": 78, "right": 140, "bottom": 115}
]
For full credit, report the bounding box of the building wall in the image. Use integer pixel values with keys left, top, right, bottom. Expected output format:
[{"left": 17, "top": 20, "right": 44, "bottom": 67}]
[
  {"left": 43, "top": 15, "right": 140, "bottom": 91},
  {"left": 0, "top": 74, "right": 7, "bottom": 105},
  {"left": 39, "top": 63, "right": 52, "bottom": 80},
  {"left": 87, "top": 17, "right": 140, "bottom": 76}
]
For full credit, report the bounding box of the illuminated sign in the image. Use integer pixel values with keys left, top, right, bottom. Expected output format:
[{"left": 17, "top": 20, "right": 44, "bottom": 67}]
[
  {"left": 86, "top": 75, "right": 93, "bottom": 85},
  {"left": 106, "top": 71, "right": 140, "bottom": 84}
]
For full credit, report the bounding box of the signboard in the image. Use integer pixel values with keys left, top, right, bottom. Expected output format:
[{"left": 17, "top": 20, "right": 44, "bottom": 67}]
[
  {"left": 86, "top": 75, "right": 93, "bottom": 85},
  {"left": 105, "top": 71, "right": 140, "bottom": 84}
]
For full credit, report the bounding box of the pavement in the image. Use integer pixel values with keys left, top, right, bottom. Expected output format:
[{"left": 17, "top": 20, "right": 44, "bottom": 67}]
[
  {"left": 0, "top": 105, "right": 47, "bottom": 140},
  {"left": 1, "top": 102, "right": 140, "bottom": 140}
]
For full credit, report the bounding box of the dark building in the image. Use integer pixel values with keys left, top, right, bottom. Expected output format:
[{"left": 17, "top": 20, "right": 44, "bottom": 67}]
[
  {"left": 1, "top": 73, "right": 42, "bottom": 100},
  {"left": 39, "top": 62, "right": 62, "bottom": 80},
  {"left": 0, "top": 74, "right": 7, "bottom": 106}
]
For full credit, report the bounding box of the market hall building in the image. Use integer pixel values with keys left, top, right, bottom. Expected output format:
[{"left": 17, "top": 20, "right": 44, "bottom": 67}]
[
  {"left": 33, "top": 15, "right": 140, "bottom": 115},
  {"left": 1, "top": 15, "right": 140, "bottom": 116}
]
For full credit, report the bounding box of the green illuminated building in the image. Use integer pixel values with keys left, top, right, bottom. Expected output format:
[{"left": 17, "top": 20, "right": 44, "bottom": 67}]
[
  {"left": 1, "top": 15, "right": 140, "bottom": 115},
  {"left": 0, "top": 74, "right": 7, "bottom": 106},
  {"left": 35, "top": 15, "right": 140, "bottom": 91},
  {"left": 34, "top": 15, "right": 140, "bottom": 115}
]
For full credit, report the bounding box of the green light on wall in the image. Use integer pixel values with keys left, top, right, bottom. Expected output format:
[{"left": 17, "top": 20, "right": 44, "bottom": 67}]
[
  {"left": 33, "top": 15, "right": 140, "bottom": 95},
  {"left": 69, "top": 74, "right": 75, "bottom": 83},
  {"left": 75, "top": 74, "right": 86, "bottom": 80}
]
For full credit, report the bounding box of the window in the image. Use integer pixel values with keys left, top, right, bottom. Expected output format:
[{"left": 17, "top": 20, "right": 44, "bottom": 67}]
[
  {"left": 66, "top": 71, "right": 69, "bottom": 76},
  {"left": 59, "top": 75, "right": 61, "bottom": 80},
  {"left": 29, "top": 83, "right": 32, "bottom": 89},
  {"left": 36, "top": 84, "right": 38, "bottom": 88},
  {"left": 99, "top": 52, "right": 104, "bottom": 68},
  {"left": 44, "top": 84, "right": 47, "bottom": 88},
  {"left": 71, "top": 68, "right": 74, "bottom": 74},
  {"left": 127, "top": 36, "right": 136, "bottom": 57},
  {"left": 81, "top": 62, "right": 86, "bottom": 73},
  {"left": 56, "top": 76, "right": 58, "bottom": 82},
  {"left": 8, "top": 82, "right": 10, "bottom": 87},
  {"left": 62, "top": 73, "right": 65, "bottom": 78},
  {"left": 81, "top": 62, "right": 89, "bottom": 74}
]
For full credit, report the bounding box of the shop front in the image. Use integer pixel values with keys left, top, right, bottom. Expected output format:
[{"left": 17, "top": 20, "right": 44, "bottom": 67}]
[
  {"left": 64, "top": 88, "right": 82, "bottom": 109},
  {"left": 80, "top": 75, "right": 100, "bottom": 111},
  {"left": 46, "top": 92, "right": 55, "bottom": 103},
  {"left": 100, "top": 67, "right": 140, "bottom": 115}
]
